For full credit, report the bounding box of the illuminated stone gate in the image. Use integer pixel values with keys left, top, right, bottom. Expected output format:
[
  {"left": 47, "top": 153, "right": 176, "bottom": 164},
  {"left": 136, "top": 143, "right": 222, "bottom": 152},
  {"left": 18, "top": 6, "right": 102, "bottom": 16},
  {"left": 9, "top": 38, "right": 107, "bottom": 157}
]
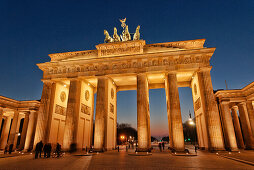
[{"left": 34, "top": 35, "right": 229, "bottom": 152}]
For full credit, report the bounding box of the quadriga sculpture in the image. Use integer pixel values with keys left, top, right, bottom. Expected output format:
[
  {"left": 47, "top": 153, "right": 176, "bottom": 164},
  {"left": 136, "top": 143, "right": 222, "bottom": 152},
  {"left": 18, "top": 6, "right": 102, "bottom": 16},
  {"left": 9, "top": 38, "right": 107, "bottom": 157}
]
[
  {"left": 133, "top": 25, "right": 140, "bottom": 40},
  {"left": 113, "top": 27, "right": 121, "bottom": 42},
  {"left": 104, "top": 30, "right": 113, "bottom": 43}
]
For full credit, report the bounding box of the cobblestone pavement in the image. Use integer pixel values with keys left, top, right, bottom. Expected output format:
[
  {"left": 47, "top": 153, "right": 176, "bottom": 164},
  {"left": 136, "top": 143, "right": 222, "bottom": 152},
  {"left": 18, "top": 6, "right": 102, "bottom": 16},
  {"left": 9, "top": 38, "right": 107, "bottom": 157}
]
[{"left": 0, "top": 148, "right": 253, "bottom": 170}]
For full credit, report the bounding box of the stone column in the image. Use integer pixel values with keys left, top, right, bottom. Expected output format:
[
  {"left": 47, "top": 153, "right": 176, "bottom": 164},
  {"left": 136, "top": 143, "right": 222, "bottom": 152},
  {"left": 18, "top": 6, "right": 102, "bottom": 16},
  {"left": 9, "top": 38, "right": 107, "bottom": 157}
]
[
  {"left": 94, "top": 77, "right": 108, "bottom": 151},
  {"left": 0, "top": 108, "right": 3, "bottom": 134},
  {"left": 13, "top": 116, "right": 22, "bottom": 149},
  {"left": 24, "top": 110, "right": 38, "bottom": 151},
  {"left": 0, "top": 116, "right": 12, "bottom": 149},
  {"left": 63, "top": 79, "right": 81, "bottom": 150},
  {"left": 19, "top": 112, "right": 30, "bottom": 150},
  {"left": 197, "top": 68, "right": 224, "bottom": 151},
  {"left": 220, "top": 102, "right": 238, "bottom": 151},
  {"left": 246, "top": 101, "right": 254, "bottom": 135},
  {"left": 137, "top": 74, "right": 151, "bottom": 151},
  {"left": 8, "top": 110, "right": 19, "bottom": 147},
  {"left": 231, "top": 106, "right": 245, "bottom": 149},
  {"left": 238, "top": 102, "right": 254, "bottom": 149},
  {"left": 34, "top": 81, "right": 56, "bottom": 145},
  {"left": 165, "top": 72, "right": 185, "bottom": 151}
]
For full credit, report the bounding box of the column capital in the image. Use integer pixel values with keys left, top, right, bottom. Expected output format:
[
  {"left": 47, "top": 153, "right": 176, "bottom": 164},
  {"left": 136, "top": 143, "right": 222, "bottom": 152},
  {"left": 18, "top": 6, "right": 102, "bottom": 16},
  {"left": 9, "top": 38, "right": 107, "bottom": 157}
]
[
  {"left": 164, "top": 71, "right": 177, "bottom": 76},
  {"left": 220, "top": 100, "right": 230, "bottom": 105},
  {"left": 41, "top": 79, "right": 55, "bottom": 84},
  {"left": 238, "top": 102, "right": 247, "bottom": 107},
  {"left": 231, "top": 105, "right": 238, "bottom": 110},
  {"left": 246, "top": 100, "right": 253, "bottom": 104},
  {"left": 136, "top": 72, "right": 148, "bottom": 76},
  {"left": 197, "top": 67, "right": 212, "bottom": 73}
]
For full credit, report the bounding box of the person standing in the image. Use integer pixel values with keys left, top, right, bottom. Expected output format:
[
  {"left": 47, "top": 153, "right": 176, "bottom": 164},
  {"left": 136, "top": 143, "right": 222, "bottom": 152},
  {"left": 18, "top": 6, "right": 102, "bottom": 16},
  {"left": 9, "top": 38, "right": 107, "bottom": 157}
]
[
  {"left": 162, "top": 142, "right": 165, "bottom": 150},
  {"left": 8, "top": 144, "right": 13, "bottom": 154},
  {"left": 4, "top": 144, "right": 8, "bottom": 154},
  {"left": 38, "top": 141, "right": 43, "bottom": 158},
  {"left": 47, "top": 143, "right": 52, "bottom": 158},
  {"left": 56, "top": 143, "right": 61, "bottom": 157},
  {"left": 35, "top": 142, "right": 41, "bottom": 159},
  {"left": 43, "top": 144, "right": 48, "bottom": 158},
  {"left": 159, "top": 143, "right": 162, "bottom": 152}
]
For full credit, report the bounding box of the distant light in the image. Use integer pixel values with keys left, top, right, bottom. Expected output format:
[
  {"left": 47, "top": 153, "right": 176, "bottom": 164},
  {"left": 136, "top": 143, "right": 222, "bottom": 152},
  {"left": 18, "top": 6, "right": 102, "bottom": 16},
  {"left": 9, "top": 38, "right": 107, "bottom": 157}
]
[
  {"left": 238, "top": 151, "right": 241, "bottom": 153},
  {"left": 18, "top": 133, "right": 21, "bottom": 136},
  {"left": 64, "top": 84, "right": 67, "bottom": 87},
  {"left": 88, "top": 83, "right": 90, "bottom": 86}
]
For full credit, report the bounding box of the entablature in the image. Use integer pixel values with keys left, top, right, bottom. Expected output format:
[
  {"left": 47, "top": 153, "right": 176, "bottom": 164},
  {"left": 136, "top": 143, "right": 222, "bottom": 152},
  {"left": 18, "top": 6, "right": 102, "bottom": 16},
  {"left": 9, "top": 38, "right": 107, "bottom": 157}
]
[{"left": 38, "top": 47, "right": 214, "bottom": 80}]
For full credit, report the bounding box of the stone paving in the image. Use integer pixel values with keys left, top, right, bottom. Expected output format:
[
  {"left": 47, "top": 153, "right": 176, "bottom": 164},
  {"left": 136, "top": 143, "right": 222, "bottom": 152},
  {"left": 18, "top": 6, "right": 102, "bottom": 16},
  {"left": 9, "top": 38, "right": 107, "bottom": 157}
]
[{"left": 0, "top": 147, "right": 253, "bottom": 169}]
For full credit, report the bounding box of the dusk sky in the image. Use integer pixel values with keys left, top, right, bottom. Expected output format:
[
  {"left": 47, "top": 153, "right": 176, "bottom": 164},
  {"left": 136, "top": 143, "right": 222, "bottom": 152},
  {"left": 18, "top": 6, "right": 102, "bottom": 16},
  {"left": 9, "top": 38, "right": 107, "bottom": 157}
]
[{"left": 0, "top": 0, "right": 253, "bottom": 138}]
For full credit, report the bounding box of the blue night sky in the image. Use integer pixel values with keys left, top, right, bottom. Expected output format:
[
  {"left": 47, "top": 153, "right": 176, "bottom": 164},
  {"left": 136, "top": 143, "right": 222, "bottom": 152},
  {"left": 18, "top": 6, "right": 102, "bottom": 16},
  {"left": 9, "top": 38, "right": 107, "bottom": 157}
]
[{"left": 0, "top": 0, "right": 253, "bottom": 138}]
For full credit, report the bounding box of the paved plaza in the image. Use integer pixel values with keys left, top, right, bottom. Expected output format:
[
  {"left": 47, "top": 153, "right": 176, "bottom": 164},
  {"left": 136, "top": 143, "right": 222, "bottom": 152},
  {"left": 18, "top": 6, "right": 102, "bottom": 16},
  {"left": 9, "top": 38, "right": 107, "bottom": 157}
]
[{"left": 0, "top": 146, "right": 253, "bottom": 170}]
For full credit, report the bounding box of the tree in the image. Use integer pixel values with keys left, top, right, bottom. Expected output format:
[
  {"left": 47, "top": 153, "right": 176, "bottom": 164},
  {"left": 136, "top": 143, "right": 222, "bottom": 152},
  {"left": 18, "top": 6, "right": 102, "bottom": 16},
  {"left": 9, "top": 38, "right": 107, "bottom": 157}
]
[{"left": 117, "top": 123, "right": 137, "bottom": 145}]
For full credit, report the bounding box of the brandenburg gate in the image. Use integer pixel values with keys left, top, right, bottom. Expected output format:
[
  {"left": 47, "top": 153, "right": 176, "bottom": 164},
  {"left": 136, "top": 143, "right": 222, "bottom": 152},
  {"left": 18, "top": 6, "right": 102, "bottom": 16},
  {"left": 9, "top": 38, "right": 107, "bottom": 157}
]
[{"left": 33, "top": 20, "right": 227, "bottom": 152}]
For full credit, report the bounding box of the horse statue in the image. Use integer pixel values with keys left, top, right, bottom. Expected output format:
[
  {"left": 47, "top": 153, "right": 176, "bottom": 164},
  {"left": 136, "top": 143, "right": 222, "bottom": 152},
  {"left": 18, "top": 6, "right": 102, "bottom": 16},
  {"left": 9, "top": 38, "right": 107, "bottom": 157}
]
[
  {"left": 104, "top": 30, "right": 113, "bottom": 43},
  {"left": 121, "top": 25, "right": 131, "bottom": 41},
  {"left": 113, "top": 27, "right": 121, "bottom": 42},
  {"left": 133, "top": 25, "right": 140, "bottom": 40}
]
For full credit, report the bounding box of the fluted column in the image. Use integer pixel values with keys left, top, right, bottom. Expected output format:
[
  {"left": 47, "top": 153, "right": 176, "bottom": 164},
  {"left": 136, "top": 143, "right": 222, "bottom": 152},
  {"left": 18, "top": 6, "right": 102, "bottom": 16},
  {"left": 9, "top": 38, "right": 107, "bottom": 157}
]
[
  {"left": 19, "top": 112, "right": 30, "bottom": 150},
  {"left": 8, "top": 110, "right": 19, "bottom": 147},
  {"left": 137, "top": 74, "right": 151, "bottom": 151},
  {"left": 0, "top": 116, "right": 12, "bottom": 149},
  {"left": 94, "top": 77, "right": 109, "bottom": 151},
  {"left": 246, "top": 101, "right": 254, "bottom": 135},
  {"left": 24, "top": 110, "right": 38, "bottom": 151},
  {"left": 165, "top": 72, "right": 185, "bottom": 151},
  {"left": 238, "top": 102, "right": 254, "bottom": 149},
  {"left": 0, "top": 108, "right": 3, "bottom": 134},
  {"left": 231, "top": 106, "right": 245, "bottom": 149},
  {"left": 34, "top": 81, "right": 56, "bottom": 145},
  {"left": 197, "top": 68, "right": 224, "bottom": 151},
  {"left": 220, "top": 102, "right": 238, "bottom": 151},
  {"left": 63, "top": 79, "right": 81, "bottom": 150}
]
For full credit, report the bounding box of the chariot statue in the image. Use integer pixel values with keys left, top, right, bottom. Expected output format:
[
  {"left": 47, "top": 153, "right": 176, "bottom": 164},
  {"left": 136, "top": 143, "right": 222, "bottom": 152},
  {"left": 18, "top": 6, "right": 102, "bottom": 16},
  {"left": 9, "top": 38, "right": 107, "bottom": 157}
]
[
  {"left": 104, "top": 30, "right": 113, "bottom": 43},
  {"left": 103, "top": 18, "right": 141, "bottom": 43}
]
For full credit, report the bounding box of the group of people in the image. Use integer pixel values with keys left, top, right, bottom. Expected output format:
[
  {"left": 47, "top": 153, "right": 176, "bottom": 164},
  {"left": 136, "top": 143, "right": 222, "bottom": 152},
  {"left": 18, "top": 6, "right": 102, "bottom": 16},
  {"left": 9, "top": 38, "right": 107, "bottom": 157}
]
[
  {"left": 4, "top": 144, "right": 14, "bottom": 154},
  {"left": 35, "top": 141, "right": 61, "bottom": 159},
  {"left": 158, "top": 142, "right": 165, "bottom": 152}
]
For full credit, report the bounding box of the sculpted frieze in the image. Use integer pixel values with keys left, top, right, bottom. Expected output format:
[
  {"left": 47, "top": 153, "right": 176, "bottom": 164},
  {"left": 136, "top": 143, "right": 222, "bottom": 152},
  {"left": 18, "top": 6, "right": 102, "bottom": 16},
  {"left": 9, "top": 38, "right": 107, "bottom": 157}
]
[{"left": 43, "top": 55, "right": 210, "bottom": 77}]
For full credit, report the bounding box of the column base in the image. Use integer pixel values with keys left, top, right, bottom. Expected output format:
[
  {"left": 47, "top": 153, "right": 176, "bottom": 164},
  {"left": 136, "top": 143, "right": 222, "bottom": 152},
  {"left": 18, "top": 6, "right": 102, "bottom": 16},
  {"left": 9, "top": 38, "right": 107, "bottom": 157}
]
[
  {"left": 93, "top": 148, "right": 105, "bottom": 152},
  {"left": 136, "top": 148, "right": 152, "bottom": 152},
  {"left": 209, "top": 148, "right": 225, "bottom": 152}
]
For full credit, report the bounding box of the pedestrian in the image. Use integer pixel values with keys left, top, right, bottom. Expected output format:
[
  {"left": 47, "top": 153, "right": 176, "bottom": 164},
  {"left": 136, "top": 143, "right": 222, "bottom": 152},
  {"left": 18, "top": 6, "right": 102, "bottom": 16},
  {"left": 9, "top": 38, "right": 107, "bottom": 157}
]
[
  {"left": 195, "top": 145, "right": 198, "bottom": 153},
  {"left": 8, "top": 144, "right": 13, "bottom": 154},
  {"left": 56, "top": 143, "right": 61, "bottom": 158},
  {"left": 43, "top": 143, "right": 48, "bottom": 158},
  {"left": 159, "top": 143, "right": 162, "bottom": 152},
  {"left": 4, "top": 144, "right": 8, "bottom": 154},
  {"left": 47, "top": 143, "right": 52, "bottom": 158},
  {"left": 162, "top": 142, "right": 165, "bottom": 150},
  {"left": 35, "top": 142, "right": 41, "bottom": 159},
  {"left": 38, "top": 140, "right": 43, "bottom": 158}
]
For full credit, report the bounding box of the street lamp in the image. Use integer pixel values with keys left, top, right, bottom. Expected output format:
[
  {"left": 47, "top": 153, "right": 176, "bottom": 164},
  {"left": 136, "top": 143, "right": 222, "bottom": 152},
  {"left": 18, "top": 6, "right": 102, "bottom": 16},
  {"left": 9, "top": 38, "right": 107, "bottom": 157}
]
[{"left": 189, "top": 118, "right": 195, "bottom": 125}]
